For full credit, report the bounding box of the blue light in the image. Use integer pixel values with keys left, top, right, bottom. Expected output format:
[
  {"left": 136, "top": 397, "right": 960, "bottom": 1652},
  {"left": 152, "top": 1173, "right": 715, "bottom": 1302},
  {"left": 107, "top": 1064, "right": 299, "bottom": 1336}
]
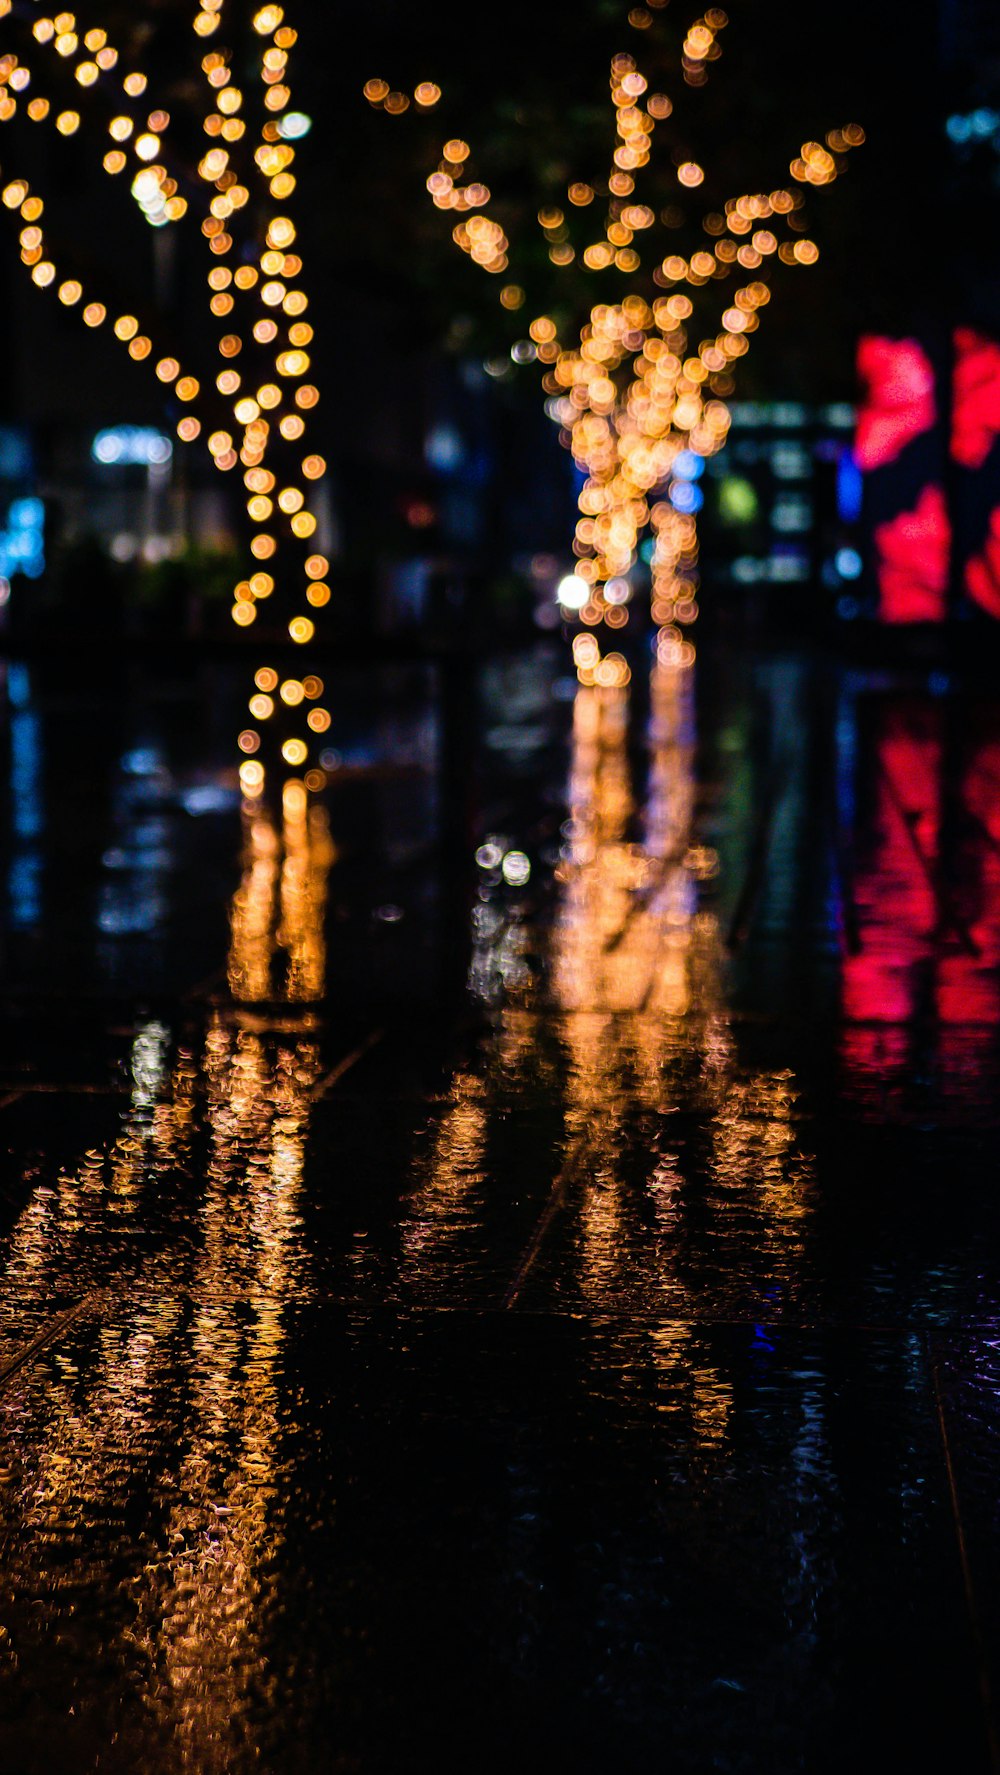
[
  {"left": 836, "top": 448, "right": 863, "bottom": 523},
  {"left": 8, "top": 664, "right": 43, "bottom": 927},
  {"left": 8, "top": 661, "right": 31, "bottom": 710},
  {"left": 672, "top": 449, "right": 704, "bottom": 481},
  {"left": 11, "top": 706, "right": 41, "bottom": 839},
  {"left": 947, "top": 108, "right": 1000, "bottom": 144},
  {"left": 835, "top": 547, "right": 863, "bottom": 580},
  {"left": 0, "top": 498, "right": 45, "bottom": 580},
  {"left": 93, "top": 427, "right": 172, "bottom": 467},
  {"left": 670, "top": 480, "right": 703, "bottom": 514},
  {"left": 425, "top": 425, "right": 465, "bottom": 472},
  {"left": 9, "top": 497, "right": 43, "bottom": 529},
  {"left": 182, "top": 785, "right": 239, "bottom": 816},
  {"left": 0, "top": 427, "right": 33, "bottom": 478}
]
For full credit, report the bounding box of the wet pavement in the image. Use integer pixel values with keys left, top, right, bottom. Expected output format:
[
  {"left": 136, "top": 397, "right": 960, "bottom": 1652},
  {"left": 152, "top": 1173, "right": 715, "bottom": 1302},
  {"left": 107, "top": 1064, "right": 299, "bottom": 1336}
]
[{"left": 1, "top": 640, "right": 999, "bottom": 1771}]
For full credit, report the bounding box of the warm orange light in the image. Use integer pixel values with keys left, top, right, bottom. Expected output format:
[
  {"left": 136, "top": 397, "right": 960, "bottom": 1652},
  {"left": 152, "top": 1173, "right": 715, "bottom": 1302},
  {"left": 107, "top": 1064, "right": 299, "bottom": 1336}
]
[{"left": 0, "top": 3, "right": 338, "bottom": 791}]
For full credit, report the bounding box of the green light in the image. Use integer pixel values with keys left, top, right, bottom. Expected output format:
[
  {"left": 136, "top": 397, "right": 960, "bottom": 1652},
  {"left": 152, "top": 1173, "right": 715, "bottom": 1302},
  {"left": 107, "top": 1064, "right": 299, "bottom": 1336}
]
[{"left": 718, "top": 476, "right": 759, "bottom": 525}]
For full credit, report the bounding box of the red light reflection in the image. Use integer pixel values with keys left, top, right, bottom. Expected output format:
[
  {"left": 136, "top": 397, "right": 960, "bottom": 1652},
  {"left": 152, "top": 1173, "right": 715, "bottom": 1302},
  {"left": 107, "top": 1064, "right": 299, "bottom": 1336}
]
[
  {"left": 842, "top": 697, "right": 1000, "bottom": 1105},
  {"left": 842, "top": 699, "right": 940, "bottom": 1026}
]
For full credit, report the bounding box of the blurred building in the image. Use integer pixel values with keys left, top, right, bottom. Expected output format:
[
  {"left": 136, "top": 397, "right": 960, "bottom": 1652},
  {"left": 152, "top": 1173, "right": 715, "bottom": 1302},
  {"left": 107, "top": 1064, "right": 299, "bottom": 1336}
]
[{"left": 697, "top": 402, "right": 860, "bottom": 624}]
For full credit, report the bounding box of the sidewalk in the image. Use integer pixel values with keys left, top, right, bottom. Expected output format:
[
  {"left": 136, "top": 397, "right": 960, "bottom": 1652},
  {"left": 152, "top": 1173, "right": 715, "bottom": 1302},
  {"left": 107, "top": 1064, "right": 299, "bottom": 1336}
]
[{"left": 0, "top": 647, "right": 997, "bottom": 1772}]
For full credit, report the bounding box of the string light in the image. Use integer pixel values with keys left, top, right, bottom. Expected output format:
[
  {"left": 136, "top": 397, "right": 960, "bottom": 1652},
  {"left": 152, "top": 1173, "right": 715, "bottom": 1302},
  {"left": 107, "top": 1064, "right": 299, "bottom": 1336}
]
[
  {"left": 374, "top": 7, "right": 861, "bottom": 682},
  {"left": 0, "top": 4, "right": 329, "bottom": 799}
]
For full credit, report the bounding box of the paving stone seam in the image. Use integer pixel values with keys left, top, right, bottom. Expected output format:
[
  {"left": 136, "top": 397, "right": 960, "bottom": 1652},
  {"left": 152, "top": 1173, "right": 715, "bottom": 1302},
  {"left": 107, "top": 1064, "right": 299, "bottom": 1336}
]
[
  {"left": 501, "top": 1141, "right": 595, "bottom": 1310},
  {"left": 0, "top": 1295, "right": 96, "bottom": 1395},
  {"left": 930, "top": 1343, "right": 1000, "bottom": 1773},
  {"left": 308, "top": 1028, "right": 385, "bottom": 1102}
]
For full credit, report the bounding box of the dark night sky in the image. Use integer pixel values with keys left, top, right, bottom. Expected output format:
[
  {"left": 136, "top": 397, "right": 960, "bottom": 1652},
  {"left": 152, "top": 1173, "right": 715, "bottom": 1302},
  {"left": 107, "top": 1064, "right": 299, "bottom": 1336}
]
[
  {"left": 0, "top": 0, "right": 990, "bottom": 435},
  {"left": 290, "top": 0, "right": 965, "bottom": 398}
]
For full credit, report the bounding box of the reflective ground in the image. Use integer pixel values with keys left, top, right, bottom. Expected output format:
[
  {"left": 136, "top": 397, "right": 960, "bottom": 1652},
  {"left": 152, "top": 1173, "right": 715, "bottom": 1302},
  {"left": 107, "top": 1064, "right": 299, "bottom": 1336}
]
[{"left": 1, "top": 641, "right": 999, "bottom": 1772}]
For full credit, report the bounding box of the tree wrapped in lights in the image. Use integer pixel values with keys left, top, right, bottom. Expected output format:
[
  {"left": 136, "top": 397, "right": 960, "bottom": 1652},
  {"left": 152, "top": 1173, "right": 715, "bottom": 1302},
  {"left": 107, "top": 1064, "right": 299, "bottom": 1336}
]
[
  {"left": 372, "top": 5, "right": 862, "bottom": 685},
  {"left": 0, "top": 0, "right": 332, "bottom": 798}
]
